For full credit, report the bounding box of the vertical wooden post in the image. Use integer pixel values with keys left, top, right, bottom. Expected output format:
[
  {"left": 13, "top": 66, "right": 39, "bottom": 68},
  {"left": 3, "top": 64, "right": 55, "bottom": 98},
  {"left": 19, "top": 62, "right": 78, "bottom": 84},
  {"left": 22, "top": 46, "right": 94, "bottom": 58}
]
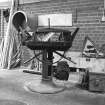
[{"left": 1, "top": 9, "right": 4, "bottom": 38}]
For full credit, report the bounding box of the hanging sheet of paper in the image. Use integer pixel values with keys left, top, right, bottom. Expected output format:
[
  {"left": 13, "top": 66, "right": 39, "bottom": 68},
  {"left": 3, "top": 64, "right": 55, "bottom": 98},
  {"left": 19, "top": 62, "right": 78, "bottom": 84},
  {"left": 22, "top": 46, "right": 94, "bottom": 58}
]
[{"left": 38, "top": 14, "right": 72, "bottom": 26}]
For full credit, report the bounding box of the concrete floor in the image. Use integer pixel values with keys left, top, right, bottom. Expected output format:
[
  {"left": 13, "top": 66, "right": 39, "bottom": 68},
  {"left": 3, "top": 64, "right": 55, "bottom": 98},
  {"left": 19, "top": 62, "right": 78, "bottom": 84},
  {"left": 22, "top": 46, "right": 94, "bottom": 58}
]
[{"left": 0, "top": 69, "right": 105, "bottom": 105}]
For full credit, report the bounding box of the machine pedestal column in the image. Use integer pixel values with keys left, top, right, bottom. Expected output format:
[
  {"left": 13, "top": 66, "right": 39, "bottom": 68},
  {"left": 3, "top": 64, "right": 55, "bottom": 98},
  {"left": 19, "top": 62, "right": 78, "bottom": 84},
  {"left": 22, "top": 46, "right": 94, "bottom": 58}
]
[
  {"left": 25, "top": 50, "right": 65, "bottom": 94},
  {"left": 42, "top": 50, "right": 52, "bottom": 81}
]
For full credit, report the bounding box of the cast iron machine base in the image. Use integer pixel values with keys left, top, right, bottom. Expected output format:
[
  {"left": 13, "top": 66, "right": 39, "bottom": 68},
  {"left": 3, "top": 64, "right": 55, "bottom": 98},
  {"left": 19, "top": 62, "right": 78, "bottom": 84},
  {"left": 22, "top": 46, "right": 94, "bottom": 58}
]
[{"left": 23, "top": 28, "right": 79, "bottom": 94}]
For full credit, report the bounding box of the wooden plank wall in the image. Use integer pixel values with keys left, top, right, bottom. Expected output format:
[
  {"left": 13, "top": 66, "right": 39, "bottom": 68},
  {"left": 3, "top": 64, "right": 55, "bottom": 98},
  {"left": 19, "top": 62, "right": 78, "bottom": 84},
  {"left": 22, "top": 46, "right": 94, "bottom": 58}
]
[
  {"left": 0, "top": 0, "right": 103, "bottom": 68},
  {"left": 19, "top": 0, "right": 104, "bottom": 52}
]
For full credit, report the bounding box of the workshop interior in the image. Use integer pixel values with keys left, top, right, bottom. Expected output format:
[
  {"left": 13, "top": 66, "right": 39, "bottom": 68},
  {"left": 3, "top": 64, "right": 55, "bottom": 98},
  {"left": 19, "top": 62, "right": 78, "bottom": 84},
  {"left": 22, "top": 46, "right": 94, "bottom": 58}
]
[{"left": 0, "top": 0, "right": 105, "bottom": 105}]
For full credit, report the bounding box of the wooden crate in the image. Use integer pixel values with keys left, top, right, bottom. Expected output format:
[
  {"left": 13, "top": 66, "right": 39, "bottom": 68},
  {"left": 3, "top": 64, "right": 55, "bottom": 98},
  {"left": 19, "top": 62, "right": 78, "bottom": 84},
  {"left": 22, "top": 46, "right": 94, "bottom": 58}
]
[{"left": 89, "top": 72, "right": 105, "bottom": 92}]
